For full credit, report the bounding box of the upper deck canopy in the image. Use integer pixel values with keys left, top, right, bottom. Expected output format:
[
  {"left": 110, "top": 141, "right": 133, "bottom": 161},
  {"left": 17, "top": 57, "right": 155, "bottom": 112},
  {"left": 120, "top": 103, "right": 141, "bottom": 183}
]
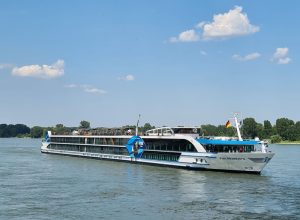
[
  {"left": 145, "top": 127, "right": 200, "bottom": 136},
  {"left": 197, "top": 138, "right": 259, "bottom": 146}
]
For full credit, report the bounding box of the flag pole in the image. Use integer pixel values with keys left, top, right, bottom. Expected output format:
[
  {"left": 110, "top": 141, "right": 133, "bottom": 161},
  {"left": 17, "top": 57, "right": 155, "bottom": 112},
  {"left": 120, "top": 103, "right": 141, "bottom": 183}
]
[
  {"left": 136, "top": 114, "right": 141, "bottom": 136},
  {"left": 234, "top": 113, "right": 243, "bottom": 141}
]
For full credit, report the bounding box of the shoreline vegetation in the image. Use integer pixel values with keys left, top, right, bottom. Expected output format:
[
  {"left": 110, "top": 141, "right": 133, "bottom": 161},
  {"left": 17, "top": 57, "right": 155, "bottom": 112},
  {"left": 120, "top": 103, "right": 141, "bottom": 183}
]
[
  {"left": 1, "top": 117, "right": 300, "bottom": 144},
  {"left": 277, "top": 141, "right": 300, "bottom": 145},
  {"left": 2, "top": 136, "right": 300, "bottom": 145}
]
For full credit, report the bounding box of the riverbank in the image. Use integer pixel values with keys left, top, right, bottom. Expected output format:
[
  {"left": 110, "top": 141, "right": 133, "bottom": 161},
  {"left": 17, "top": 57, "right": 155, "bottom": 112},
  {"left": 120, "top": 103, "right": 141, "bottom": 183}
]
[{"left": 277, "top": 141, "right": 300, "bottom": 145}]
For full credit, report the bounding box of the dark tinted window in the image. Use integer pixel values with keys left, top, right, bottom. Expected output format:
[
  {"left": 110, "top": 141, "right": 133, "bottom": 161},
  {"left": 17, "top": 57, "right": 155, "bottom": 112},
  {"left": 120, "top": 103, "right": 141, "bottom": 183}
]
[{"left": 144, "top": 138, "right": 197, "bottom": 152}]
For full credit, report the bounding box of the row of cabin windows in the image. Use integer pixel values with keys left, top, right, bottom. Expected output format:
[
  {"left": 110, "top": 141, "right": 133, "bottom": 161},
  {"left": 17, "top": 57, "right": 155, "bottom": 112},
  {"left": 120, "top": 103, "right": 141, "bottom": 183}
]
[
  {"left": 49, "top": 144, "right": 180, "bottom": 161},
  {"left": 141, "top": 152, "right": 180, "bottom": 161},
  {"left": 50, "top": 137, "right": 197, "bottom": 152},
  {"left": 50, "top": 137, "right": 129, "bottom": 146},
  {"left": 49, "top": 144, "right": 128, "bottom": 155},
  {"left": 204, "top": 144, "right": 254, "bottom": 153},
  {"left": 48, "top": 144, "right": 181, "bottom": 161},
  {"left": 144, "top": 139, "right": 197, "bottom": 152}
]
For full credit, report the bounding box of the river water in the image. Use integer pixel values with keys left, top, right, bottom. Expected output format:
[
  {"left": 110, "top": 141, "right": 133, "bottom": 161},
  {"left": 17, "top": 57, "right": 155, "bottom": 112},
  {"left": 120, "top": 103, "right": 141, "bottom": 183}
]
[{"left": 0, "top": 138, "right": 299, "bottom": 220}]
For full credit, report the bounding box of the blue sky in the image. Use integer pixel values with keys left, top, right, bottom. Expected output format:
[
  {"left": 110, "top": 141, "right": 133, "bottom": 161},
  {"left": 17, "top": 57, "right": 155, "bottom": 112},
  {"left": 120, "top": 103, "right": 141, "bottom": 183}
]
[{"left": 0, "top": 1, "right": 299, "bottom": 127}]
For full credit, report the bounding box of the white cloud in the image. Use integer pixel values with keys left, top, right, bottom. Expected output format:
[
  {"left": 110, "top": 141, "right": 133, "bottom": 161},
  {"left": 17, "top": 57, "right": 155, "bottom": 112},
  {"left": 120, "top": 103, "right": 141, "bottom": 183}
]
[
  {"left": 272, "top": 48, "right": 288, "bottom": 59},
  {"left": 125, "top": 74, "right": 134, "bottom": 81},
  {"left": 271, "top": 48, "right": 291, "bottom": 64},
  {"left": 196, "top": 22, "right": 206, "bottom": 29},
  {"left": 232, "top": 52, "right": 261, "bottom": 61},
  {"left": 201, "top": 6, "right": 259, "bottom": 39},
  {"left": 12, "top": 59, "right": 64, "bottom": 78},
  {"left": 65, "top": 84, "right": 107, "bottom": 95},
  {"left": 118, "top": 74, "right": 135, "bottom": 81},
  {"left": 169, "top": 6, "right": 259, "bottom": 43},
  {"left": 200, "top": 50, "right": 207, "bottom": 56},
  {"left": 169, "top": 29, "right": 200, "bottom": 43},
  {"left": 278, "top": 57, "right": 291, "bottom": 65},
  {"left": 80, "top": 85, "right": 107, "bottom": 94},
  {"left": 83, "top": 87, "right": 107, "bottom": 94},
  {"left": 64, "top": 84, "right": 77, "bottom": 88}
]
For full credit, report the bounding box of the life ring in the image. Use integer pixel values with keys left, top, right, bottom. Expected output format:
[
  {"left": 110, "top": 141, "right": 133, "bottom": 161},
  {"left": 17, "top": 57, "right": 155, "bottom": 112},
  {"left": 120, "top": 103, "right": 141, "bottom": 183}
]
[{"left": 126, "top": 136, "right": 145, "bottom": 158}]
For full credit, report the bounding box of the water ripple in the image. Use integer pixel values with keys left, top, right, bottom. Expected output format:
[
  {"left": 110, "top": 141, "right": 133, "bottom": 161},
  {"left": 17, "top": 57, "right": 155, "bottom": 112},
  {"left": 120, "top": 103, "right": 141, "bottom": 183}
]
[{"left": 0, "top": 139, "right": 299, "bottom": 220}]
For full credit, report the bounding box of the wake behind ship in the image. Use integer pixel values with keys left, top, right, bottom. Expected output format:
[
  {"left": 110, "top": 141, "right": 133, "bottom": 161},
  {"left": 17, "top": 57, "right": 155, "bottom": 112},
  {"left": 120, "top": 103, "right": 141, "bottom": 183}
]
[{"left": 41, "top": 117, "right": 274, "bottom": 174}]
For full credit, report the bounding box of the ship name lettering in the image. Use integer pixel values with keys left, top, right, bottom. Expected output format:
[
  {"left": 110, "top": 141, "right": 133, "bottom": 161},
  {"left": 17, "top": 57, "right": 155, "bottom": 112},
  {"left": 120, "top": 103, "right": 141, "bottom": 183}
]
[{"left": 220, "top": 157, "right": 245, "bottom": 160}]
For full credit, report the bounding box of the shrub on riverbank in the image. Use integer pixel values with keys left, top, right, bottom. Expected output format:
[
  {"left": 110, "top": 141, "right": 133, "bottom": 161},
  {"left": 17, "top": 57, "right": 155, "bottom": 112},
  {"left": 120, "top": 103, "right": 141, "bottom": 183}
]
[{"left": 270, "top": 135, "right": 282, "bottom": 144}]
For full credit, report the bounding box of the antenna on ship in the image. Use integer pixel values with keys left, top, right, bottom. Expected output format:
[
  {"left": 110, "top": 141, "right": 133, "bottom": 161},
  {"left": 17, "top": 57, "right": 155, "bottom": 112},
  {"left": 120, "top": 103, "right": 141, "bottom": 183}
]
[
  {"left": 233, "top": 112, "right": 243, "bottom": 141},
  {"left": 136, "top": 114, "right": 141, "bottom": 136}
]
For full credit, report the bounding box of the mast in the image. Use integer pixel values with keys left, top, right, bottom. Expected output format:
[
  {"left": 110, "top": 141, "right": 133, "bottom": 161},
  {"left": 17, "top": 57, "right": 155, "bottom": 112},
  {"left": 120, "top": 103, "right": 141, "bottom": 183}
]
[
  {"left": 234, "top": 113, "right": 243, "bottom": 141},
  {"left": 136, "top": 114, "right": 141, "bottom": 136}
]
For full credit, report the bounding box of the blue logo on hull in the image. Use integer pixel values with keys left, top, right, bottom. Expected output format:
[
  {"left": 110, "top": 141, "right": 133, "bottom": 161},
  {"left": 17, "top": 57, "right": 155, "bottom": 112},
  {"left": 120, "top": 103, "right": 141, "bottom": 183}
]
[{"left": 126, "top": 136, "right": 145, "bottom": 158}]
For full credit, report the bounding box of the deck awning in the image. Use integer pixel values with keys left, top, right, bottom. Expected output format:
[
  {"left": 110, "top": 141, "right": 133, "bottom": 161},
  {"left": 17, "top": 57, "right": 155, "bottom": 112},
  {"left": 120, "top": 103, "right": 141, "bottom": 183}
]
[{"left": 197, "top": 138, "right": 259, "bottom": 146}]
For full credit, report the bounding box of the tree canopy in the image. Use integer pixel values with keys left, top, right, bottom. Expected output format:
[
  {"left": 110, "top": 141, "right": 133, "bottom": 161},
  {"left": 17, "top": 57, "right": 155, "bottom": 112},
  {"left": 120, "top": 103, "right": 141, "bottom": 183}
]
[
  {"left": 201, "top": 124, "right": 235, "bottom": 137},
  {"left": 276, "top": 118, "right": 295, "bottom": 141},
  {"left": 79, "top": 121, "right": 90, "bottom": 129},
  {"left": 141, "top": 123, "right": 155, "bottom": 133},
  {"left": 1, "top": 118, "right": 300, "bottom": 143},
  {"left": 0, "top": 124, "right": 30, "bottom": 137},
  {"left": 242, "top": 118, "right": 259, "bottom": 139},
  {"left": 30, "top": 126, "right": 44, "bottom": 138}
]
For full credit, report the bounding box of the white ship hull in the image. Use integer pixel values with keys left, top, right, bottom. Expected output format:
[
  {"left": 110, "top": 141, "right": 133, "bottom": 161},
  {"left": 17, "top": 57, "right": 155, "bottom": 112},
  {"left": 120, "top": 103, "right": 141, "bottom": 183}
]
[{"left": 41, "top": 142, "right": 274, "bottom": 174}]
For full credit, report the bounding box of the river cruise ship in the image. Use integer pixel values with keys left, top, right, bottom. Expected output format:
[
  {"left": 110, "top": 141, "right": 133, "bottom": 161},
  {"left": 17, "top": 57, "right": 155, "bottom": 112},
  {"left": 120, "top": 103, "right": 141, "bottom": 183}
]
[{"left": 41, "top": 117, "right": 274, "bottom": 174}]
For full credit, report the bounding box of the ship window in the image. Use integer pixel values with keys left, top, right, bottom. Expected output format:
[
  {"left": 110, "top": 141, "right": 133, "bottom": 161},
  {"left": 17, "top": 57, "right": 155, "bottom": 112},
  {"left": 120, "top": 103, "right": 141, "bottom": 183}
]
[
  {"left": 203, "top": 144, "right": 255, "bottom": 153},
  {"left": 143, "top": 138, "right": 196, "bottom": 152},
  {"left": 154, "top": 144, "right": 160, "bottom": 151},
  {"left": 108, "top": 138, "right": 114, "bottom": 145},
  {"left": 179, "top": 145, "right": 186, "bottom": 152},
  {"left": 79, "top": 138, "right": 85, "bottom": 144},
  {"left": 173, "top": 145, "right": 179, "bottom": 151},
  {"left": 100, "top": 138, "right": 104, "bottom": 145},
  {"left": 87, "top": 138, "right": 94, "bottom": 144},
  {"left": 141, "top": 152, "right": 180, "bottom": 161}
]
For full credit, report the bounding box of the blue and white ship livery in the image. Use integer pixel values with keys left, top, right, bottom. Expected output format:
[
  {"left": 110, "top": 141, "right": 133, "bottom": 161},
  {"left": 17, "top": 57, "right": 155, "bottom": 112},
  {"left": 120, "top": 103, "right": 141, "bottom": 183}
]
[{"left": 41, "top": 116, "right": 274, "bottom": 174}]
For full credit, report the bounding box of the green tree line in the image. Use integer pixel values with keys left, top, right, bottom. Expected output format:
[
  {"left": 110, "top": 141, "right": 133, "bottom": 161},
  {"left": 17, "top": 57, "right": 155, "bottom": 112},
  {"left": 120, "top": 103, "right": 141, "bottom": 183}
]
[
  {"left": 0, "top": 124, "right": 31, "bottom": 137},
  {"left": 201, "top": 117, "right": 300, "bottom": 143},
  {"left": 1, "top": 118, "right": 300, "bottom": 143}
]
